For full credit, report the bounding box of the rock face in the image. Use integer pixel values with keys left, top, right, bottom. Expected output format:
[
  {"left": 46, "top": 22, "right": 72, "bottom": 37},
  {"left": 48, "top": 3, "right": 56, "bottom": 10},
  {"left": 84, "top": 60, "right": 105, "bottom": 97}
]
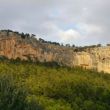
[
  {"left": 0, "top": 30, "right": 110, "bottom": 73},
  {"left": 73, "top": 50, "right": 110, "bottom": 73}
]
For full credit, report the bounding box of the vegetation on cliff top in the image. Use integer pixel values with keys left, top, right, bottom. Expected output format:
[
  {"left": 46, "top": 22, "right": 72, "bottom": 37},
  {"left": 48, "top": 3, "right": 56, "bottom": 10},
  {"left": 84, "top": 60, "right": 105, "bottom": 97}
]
[
  {"left": 0, "top": 29, "right": 108, "bottom": 51},
  {"left": 0, "top": 59, "right": 110, "bottom": 110}
]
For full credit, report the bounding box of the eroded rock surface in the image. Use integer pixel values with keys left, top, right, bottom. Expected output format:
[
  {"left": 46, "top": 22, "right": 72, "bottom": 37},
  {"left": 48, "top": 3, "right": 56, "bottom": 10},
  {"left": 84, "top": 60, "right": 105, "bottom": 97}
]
[{"left": 0, "top": 30, "right": 110, "bottom": 73}]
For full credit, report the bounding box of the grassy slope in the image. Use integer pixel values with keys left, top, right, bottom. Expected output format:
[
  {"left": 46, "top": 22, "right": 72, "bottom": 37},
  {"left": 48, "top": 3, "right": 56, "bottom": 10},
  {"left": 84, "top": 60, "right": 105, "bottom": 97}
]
[{"left": 0, "top": 60, "right": 110, "bottom": 110}]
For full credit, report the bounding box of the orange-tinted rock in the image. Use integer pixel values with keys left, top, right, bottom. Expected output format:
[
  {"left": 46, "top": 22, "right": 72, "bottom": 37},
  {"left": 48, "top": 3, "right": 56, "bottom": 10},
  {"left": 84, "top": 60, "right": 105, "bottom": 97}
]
[{"left": 0, "top": 30, "right": 110, "bottom": 73}]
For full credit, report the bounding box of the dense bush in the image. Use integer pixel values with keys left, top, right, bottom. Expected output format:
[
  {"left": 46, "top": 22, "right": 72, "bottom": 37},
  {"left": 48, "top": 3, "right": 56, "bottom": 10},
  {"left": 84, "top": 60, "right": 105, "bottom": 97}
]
[{"left": 0, "top": 60, "right": 110, "bottom": 110}]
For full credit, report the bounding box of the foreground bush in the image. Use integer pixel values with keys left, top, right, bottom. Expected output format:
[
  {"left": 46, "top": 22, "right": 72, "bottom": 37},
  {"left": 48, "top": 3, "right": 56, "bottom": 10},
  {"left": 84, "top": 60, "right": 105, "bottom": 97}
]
[
  {"left": 0, "top": 73, "right": 43, "bottom": 110},
  {"left": 0, "top": 60, "right": 110, "bottom": 110}
]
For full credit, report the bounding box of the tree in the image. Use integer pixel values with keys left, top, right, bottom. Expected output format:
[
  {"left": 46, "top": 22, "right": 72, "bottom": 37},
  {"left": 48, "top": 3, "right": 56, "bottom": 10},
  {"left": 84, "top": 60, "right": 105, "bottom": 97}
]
[
  {"left": 31, "top": 34, "right": 36, "bottom": 38},
  {"left": 66, "top": 44, "right": 70, "bottom": 47},
  {"left": 72, "top": 44, "right": 75, "bottom": 48},
  {"left": 21, "top": 32, "right": 25, "bottom": 39},
  {"left": 39, "top": 38, "right": 45, "bottom": 43},
  {"left": 107, "top": 44, "right": 110, "bottom": 46},
  {"left": 25, "top": 33, "right": 30, "bottom": 38},
  {"left": 97, "top": 44, "right": 102, "bottom": 47}
]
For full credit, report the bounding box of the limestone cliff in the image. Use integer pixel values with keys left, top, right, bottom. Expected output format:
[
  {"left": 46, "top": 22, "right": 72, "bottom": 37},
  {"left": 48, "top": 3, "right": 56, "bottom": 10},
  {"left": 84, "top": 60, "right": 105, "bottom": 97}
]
[{"left": 0, "top": 30, "right": 110, "bottom": 73}]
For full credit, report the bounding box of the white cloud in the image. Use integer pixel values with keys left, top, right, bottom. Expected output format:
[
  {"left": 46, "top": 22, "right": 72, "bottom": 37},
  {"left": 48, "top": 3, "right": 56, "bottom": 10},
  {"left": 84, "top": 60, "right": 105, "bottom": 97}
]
[{"left": 58, "top": 29, "right": 81, "bottom": 43}]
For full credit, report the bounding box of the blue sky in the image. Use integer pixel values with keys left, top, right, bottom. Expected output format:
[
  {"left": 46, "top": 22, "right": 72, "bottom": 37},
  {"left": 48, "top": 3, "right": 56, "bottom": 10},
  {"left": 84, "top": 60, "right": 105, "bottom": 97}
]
[{"left": 0, "top": 0, "right": 110, "bottom": 46}]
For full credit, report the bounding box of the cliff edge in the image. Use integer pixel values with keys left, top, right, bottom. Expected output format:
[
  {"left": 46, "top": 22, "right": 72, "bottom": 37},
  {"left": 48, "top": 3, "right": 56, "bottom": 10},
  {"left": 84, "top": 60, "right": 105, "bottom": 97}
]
[{"left": 0, "top": 30, "right": 110, "bottom": 73}]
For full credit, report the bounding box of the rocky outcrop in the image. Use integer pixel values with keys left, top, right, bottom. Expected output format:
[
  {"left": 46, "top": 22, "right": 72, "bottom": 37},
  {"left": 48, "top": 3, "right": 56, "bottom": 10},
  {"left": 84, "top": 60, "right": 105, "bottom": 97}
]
[
  {"left": 73, "top": 47, "right": 110, "bottom": 73},
  {"left": 0, "top": 30, "right": 75, "bottom": 66},
  {"left": 0, "top": 30, "right": 110, "bottom": 73}
]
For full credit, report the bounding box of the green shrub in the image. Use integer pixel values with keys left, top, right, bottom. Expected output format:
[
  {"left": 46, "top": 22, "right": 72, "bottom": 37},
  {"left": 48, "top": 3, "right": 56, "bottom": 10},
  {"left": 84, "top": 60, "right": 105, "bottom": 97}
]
[{"left": 0, "top": 60, "right": 110, "bottom": 110}]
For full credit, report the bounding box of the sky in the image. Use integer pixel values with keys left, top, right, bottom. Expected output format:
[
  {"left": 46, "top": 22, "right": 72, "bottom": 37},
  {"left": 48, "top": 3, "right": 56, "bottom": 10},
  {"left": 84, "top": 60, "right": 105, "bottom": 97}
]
[{"left": 0, "top": 0, "right": 110, "bottom": 46}]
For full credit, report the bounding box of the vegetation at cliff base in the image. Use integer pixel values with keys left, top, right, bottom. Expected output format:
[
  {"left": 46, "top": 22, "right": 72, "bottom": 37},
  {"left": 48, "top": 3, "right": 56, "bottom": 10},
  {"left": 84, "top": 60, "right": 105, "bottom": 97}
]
[{"left": 0, "top": 60, "right": 110, "bottom": 110}]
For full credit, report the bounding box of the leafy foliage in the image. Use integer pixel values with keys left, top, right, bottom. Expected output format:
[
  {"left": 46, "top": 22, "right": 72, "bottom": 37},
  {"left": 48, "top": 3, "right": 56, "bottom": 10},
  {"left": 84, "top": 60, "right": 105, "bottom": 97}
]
[{"left": 0, "top": 60, "right": 110, "bottom": 110}]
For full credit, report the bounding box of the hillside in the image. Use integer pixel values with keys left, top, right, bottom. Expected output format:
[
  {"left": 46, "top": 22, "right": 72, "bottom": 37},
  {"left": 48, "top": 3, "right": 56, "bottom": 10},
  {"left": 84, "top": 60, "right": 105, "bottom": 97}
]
[
  {"left": 0, "top": 30, "right": 110, "bottom": 73},
  {"left": 0, "top": 29, "right": 110, "bottom": 109},
  {"left": 0, "top": 60, "right": 110, "bottom": 110}
]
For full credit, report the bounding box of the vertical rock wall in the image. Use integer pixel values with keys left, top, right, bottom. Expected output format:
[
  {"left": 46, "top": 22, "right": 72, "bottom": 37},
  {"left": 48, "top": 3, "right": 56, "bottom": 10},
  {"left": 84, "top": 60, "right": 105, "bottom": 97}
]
[
  {"left": 0, "top": 31, "right": 110, "bottom": 73},
  {"left": 73, "top": 47, "right": 110, "bottom": 73}
]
